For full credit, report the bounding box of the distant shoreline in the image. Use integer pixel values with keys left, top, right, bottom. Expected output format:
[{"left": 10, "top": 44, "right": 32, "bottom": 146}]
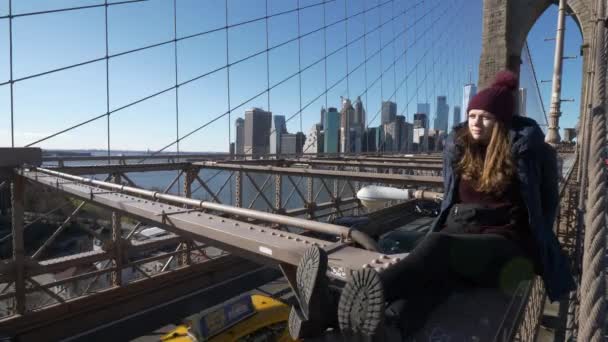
[{"left": 42, "top": 149, "right": 225, "bottom": 157}]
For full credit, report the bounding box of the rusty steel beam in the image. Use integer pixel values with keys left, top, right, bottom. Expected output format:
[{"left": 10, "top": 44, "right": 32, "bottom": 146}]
[
  {"left": 24, "top": 171, "right": 397, "bottom": 270},
  {"left": 0, "top": 256, "right": 281, "bottom": 342},
  {"left": 31, "top": 201, "right": 87, "bottom": 260},
  {"left": 11, "top": 174, "right": 26, "bottom": 315},
  {"left": 52, "top": 162, "right": 191, "bottom": 175},
  {"left": 335, "top": 156, "right": 442, "bottom": 163},
  {"left": 49, "top": 158, "right": 443, "bottom": 180},
  {"left": 196, "top": 162, "right": 443, "bottom": 187},
  {"left": 24, "top": 169, "right": 404, "bottom": 277},
  {"left": 195, "top": 175, "right": 222, "bottom": 203},
  {"left": 0, "top": 235, "right": 184, "bottom": 283},
  {"left": 32, "top": 168, "right": 366, "bottom": 240},
  {"left": 286, "top": 158, "right": 443, "bottom": 170},
  {"left": 284, "top": 197, "right": 359, "bottom": 216},
  {"left": 43, "top": 154, "right": 224, "bottom": 163},
  {"left": 42, "top": 152, "right": 406, "bottom": 163}
]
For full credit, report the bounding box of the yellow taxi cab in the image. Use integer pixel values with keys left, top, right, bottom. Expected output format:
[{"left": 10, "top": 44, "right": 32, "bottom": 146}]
[{"left": 161, "top": 294, "right": 298, "bottom": 342}]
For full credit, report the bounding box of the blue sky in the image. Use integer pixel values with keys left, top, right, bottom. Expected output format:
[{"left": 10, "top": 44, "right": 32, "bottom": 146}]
[{"left": 0, "top": 0, "right": 583, "bottom": 151}]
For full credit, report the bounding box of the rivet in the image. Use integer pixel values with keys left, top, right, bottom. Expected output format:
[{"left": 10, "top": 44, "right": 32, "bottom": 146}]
[
  {"left": 234, "top": 223, "right": 239, "bottom": 227},
  {"left": 295, "top": 238, "right": 302, "bottom": 242},
  {"left": 271, "top": 232, "right": 277, "bottom": 236},
  {"left": 221, "top": 219, "right": 225, "bottom": 223},
  {"left": 249, "top": 226, "right": 254, "bottom": 230},
  {"left": 260, "top": 229, "right": 265, "bottom": 233}
]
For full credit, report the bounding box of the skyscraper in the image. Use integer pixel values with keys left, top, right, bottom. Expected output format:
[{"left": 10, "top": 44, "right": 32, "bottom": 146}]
[
  {"left": 354, "top": 96, "right": 366, "bottom": 125},
  {"left": 269, "top": 115, "right": 287, "bottom": 155},
  {"left": 320, "top": 107, "right": 326, "bottom": 129},
  {"left": 381, "top": 101, "right": 397, "bottom": 125},
  {"left": 413, "top": 113, "right": 428, "bottom": 152},
  {"left": 295, "top": 132, "right": 306, "bottom": 154},
  {"left": 352, "top": 125, "right": 363, "bottom": 153},
  {"left": 304, "top": 124, "right": 324, "bottom": 154},
  {"left": 402, "top": 122, "right": 413, "bottom": 152},
  {"left": 376, "top": 124, "right": 385, "bottom": 152},
  {"left": 280, "top": 134, "right": 297, "bottom": 155},
  {"left": 433, "top": 96, "right": 449, "bottom": 132},
  {"left": 366, "top": 127, "right": 378, "bottom": 152},
  {"left": 340, "top": 98, "right": 355, "bottom": 153},
  {"left": 235, "top": 117, "right": 245, "bottom": 155},
  {"left": 413, "top": 113, "right": 428, "bottom": 129},
  {"left": 383, "top": 122, "right": 396, "bottom": 152},
  {"left": 395, "top": 115, "right": 406, "bottom": 152},
  {"left": 324, "top": 107, "right": 339, "bottom": 154},
  {"left": 244, "top": 108, "right": 272, "bottom": 157},
  {"left": 462, "top": 83, "right": 477, "bottom": 116},
  {"left": 452, "top": 106, "right": 461, "bottom": 128}
]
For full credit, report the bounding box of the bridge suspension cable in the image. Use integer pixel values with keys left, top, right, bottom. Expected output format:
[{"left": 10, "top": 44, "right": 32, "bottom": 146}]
[{"left": 0, "top": 0, "right": 476, "bottom": 160}]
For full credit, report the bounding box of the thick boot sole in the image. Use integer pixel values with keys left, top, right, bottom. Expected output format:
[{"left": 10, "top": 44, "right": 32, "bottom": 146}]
[
  {"left": 338, "top": 268, "right": 385, "bottom": 338},
  {"left": 288, "top": 246, "right": 331, "bottom": 339}
]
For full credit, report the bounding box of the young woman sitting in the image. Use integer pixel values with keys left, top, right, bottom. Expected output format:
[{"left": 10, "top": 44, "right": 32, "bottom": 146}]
[{"left": 288, "top": 70, "right": 576, "bottom": 340}]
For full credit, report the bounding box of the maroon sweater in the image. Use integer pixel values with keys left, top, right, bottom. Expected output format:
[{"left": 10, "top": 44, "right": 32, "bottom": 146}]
[
  {"left": 457, "top": 178, "right": 539, "bottom": 264},
  {"left": 457, "top": 178, "right": 525, "bottom": 236}
]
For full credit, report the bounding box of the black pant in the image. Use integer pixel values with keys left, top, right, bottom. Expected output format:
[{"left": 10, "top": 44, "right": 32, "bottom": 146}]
[{"left": 383, "top": 232, "right": 535, "bottom": 301}]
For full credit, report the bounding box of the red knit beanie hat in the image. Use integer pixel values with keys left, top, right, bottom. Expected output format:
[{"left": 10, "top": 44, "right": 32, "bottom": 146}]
[{"left": 467, "top": 70, "right": 518, "bottom": 123}]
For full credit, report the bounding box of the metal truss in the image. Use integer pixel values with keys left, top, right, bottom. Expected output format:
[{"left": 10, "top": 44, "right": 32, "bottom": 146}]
[{"left": 1, "top": 155, "right": 442, "bottom": 339}]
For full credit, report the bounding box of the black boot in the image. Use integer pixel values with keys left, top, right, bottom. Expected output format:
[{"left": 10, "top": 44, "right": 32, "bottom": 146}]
[
  {"left": 288, "top": 246, "right": 333, "bottom": 339},
  {"left": 337, "top": 268, "right": 385, "bottom": 339}
]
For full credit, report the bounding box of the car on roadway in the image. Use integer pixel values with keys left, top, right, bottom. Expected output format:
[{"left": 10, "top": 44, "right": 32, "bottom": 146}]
[{"left": 161, "top": 294, "right": 296, "bottom": 342}]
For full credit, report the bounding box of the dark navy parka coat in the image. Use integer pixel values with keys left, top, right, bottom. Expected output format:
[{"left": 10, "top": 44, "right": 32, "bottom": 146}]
[{"left": 430, "top": 116, "right": 575, "bottom": 301}]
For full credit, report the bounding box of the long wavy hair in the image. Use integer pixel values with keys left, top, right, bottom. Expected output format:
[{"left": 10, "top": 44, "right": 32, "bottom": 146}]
[{"left": 455, "top": 121, "right": 515, "bottom": 194}]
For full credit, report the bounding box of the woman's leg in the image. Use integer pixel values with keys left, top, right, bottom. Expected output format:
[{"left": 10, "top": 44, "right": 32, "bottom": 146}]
[
  {"left": 384, "top": 232, "right": 533, "bottom": 300},
  {"left": 338, "top": 232, "right": 534, "bottom": 338}
]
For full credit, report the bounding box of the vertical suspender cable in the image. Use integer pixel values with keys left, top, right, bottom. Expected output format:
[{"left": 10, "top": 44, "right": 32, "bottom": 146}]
[
  {"left": 363, "top": 1, "right": 369, "bottom": 151},
  {"left": 104, "top": 0, "right": 110, "bottom": 162},
  {"left": 403, "top": 1, "right": 408, "bottom": 123},
  {"left": 379, "top": 3, "right": 383, "bottom": 101},
  {"left": 173, "top": 0, "right": 181, "bottom": 194},
  {"left": 297, "top": 0, "right": 303, "bottom": 133},
  {"left": 323, "top": 0, "right": 328, "bottom": 111},
  {"left": 8, "top": 0, "right": 14, "bottom": 148},
  {"left": 391, "top": 0, "right": 397, "bottom": 106},
  {"left": 344, "top": 0, "right": 350, "bottom": 99},
  {"left": 225, "top": 0, "right": 232, "bottom": 155},
  {"left": 265, "top": 0, "right": 270, "bottom": 113}
]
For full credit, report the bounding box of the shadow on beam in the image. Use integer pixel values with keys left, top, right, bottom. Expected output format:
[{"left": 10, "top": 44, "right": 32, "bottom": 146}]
[{"left": 1, "top": 256, "right": 282, "bottom": 342}]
